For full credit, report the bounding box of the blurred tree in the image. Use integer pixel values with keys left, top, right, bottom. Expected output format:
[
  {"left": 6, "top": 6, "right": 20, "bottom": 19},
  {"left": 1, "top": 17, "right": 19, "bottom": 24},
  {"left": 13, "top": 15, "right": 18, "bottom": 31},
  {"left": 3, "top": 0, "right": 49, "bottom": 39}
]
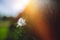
[{"left": 2, "top": 16, "right": 7, "bottom": 21}]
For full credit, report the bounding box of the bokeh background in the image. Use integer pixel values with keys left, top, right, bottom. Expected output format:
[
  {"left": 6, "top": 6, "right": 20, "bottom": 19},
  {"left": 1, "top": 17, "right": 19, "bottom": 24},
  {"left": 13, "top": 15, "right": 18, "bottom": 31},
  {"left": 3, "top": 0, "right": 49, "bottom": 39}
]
[{"left": 0, "top": 0, "right": 59, "bottom": 40}]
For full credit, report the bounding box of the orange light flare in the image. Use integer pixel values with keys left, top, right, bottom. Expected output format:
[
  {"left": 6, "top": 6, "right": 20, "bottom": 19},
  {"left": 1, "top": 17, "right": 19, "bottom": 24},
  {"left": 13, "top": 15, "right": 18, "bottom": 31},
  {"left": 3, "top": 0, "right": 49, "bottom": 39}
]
[
  {"left": 24, "top": 0, "right": 54, "bottom": 40},
  {"left": 16, "top": 0, "right": 55, "bottom": 40}
]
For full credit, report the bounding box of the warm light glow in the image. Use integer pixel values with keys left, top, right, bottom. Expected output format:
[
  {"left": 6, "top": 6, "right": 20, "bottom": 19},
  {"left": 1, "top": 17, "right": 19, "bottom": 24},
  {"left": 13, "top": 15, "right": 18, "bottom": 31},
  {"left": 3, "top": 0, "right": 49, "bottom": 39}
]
[
  {"left": 0, "top": 0, "right": 31, "bottom": 17},
  {"left": 17, "top": 0, "right": 52, "bottom": 40},
  {"left": 12, "top": 0, "right": 30, "bottom": 13}
]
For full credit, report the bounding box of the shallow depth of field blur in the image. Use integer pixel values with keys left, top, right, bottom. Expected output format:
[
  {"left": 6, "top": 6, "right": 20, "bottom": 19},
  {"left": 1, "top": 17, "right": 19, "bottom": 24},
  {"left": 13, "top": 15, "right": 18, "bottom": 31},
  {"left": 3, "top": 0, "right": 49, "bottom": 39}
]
[
  {"left": 0, "top": 0, "right": 59, "bottom": 40},
  {"left": 0, "top": 17, "right": 10, "bottom": 40},
  {"left": 0, "top": 0, "right": 38, "bottom": 40},
  {"left": 0, "top": 15, "right": 37, "bottom": 40}
]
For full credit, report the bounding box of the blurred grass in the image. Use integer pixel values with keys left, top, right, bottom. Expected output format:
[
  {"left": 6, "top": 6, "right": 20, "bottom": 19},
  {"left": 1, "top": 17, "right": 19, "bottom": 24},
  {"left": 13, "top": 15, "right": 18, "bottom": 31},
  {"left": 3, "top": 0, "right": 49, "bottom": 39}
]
[
  {"left": 0, "top": 20, "right": 10, "bottom": 40},
  {"left": 0, "top": 20, "right": 37, "bottom": 40}
]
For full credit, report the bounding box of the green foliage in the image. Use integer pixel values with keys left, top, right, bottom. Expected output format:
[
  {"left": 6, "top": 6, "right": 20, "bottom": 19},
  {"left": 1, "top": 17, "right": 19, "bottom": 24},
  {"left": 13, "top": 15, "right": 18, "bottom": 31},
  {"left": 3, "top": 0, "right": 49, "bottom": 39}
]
[
  {"left": 0, "top": 27, "right": 9, "bottom": 40},
  {"left": 0, "top": 20, "right": 10, "bottom": 40},
  {"left": 7, "top": 24, "right": 37, "bottom": 40}
]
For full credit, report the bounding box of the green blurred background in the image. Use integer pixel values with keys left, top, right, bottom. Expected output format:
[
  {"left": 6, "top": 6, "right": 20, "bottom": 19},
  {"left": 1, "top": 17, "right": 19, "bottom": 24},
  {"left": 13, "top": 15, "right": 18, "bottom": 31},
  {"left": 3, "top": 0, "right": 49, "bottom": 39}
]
[
  {"left": 0, "top": 20, "right": 10, "bottom": 40},
  {"left": 0, "top": 16, "right": 37, "bottom": 40}
]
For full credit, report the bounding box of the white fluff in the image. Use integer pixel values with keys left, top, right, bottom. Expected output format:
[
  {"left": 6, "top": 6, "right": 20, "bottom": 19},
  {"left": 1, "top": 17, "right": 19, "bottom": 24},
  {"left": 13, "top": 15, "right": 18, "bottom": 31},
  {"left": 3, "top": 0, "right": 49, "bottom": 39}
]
[{"left": 17, "top": 18, "right": 26, "bottom": 27}]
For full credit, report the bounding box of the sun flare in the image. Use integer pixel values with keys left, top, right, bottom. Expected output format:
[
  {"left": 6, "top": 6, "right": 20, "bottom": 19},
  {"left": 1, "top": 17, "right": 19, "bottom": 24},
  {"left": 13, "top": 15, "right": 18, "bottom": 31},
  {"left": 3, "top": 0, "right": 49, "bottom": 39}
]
[{"left": 12, "top": 0, "right": 30, "bottom": 13}]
